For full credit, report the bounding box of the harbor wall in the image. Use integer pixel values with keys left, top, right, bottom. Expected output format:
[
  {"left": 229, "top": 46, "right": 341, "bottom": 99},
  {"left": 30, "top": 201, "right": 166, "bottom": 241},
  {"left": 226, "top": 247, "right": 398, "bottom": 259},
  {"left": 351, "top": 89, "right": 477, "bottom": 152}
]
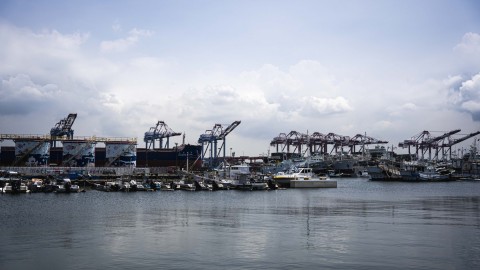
[
  {"left": 0, "top": 166, "right": 185, "bottom": 179},
  {"left": 290, "top": 180, "right": 337, "bottom": 188}
]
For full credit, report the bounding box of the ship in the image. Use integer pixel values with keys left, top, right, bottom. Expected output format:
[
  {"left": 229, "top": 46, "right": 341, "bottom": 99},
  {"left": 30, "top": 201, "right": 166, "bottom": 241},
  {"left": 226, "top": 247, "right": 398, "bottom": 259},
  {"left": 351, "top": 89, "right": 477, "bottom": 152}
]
[{"left": 0, "top": 143, "right": 202, "bottom": 169}]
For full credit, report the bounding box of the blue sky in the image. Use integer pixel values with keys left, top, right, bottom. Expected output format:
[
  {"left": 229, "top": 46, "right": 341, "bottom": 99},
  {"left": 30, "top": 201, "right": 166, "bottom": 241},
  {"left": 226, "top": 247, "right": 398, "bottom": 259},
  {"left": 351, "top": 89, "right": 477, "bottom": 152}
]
[{"left": 1, "top": 0, "right": 480, "bottom": 156}]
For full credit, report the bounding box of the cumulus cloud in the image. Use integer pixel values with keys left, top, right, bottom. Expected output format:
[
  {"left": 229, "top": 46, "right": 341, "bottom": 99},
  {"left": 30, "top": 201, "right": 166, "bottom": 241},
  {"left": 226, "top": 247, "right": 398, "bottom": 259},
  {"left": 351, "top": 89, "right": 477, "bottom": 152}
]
[
  {"left": 454, "top": 32, "right": 480, "bottom": 55},
  {"left": 100, "top": 28, "right": 153, "bottom": 53},
  {"left": 0, "top": 74, "right": 59, "bottom": 115},
  {"left": 0, "top": 24, "right": 139, "bottom": 136},
  {"left": 300, "top": 96, "right": 353, "bottom": 116},
  {"left": 178, "top": 84, "right": 276, "bottom": 125},
  {"left": 0, "top": 24, "right": 89, "bottom": 78},
  {"left": 448, "top": 72, "right": 480, "bottom": 121},
  {"left": 176, "top": 61, "right": 354, "bottom": 138},
  {"left": 453, "top": 32, "right": 480, "bottom": 70}
]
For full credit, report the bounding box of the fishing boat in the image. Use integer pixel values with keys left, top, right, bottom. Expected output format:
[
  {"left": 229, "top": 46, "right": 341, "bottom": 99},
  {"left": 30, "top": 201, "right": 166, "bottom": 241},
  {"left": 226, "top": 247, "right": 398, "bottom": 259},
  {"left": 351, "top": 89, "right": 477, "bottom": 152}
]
[{"left": 418, "top": 165, "right": 453, "bottom": 181}]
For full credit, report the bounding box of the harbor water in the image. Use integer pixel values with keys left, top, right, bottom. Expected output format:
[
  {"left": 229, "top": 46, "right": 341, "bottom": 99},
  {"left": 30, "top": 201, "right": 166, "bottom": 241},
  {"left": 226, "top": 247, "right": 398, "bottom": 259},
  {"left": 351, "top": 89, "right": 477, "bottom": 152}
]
[{"left": 1, "top": 178, "right": 479, "bottom": 270}]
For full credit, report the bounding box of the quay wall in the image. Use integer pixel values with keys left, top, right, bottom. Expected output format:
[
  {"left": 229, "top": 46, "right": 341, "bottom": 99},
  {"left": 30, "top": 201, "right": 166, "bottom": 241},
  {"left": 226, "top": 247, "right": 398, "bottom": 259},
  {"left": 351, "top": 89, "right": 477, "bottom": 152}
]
[{"left": 0, "top": 166, "right": 176, "bottom": 178}]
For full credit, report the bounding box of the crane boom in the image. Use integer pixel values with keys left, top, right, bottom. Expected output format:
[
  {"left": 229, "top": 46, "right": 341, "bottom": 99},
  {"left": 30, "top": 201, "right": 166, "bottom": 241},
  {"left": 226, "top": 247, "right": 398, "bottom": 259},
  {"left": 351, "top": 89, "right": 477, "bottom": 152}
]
[
  {"left": 144, "top": 121, "right": 182, "bottom": 149},
  {"left": 218, "top": 121, "right": 241, "bottom": 139},
  {"left": 422, "top": 129, "right": 461, "bottom": 145},
  {"left": 441, "top": 131, "right": 480, "bottom": 147},
  {"left": 50, "top": 113, "right": 77, "bottom": 138}
]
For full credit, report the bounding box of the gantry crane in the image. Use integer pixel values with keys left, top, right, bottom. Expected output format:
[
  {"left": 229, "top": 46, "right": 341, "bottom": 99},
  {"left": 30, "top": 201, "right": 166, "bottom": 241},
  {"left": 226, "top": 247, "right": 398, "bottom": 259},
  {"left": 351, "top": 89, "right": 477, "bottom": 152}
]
[
  {"left": 144, "top": 121, "right": 182, "bottom": 149},
  {"left": 270, "top": 131, "right": 387, "bottom": 157},
  {"left": 399, "top": 129, "right": 461, "bottom": 160},
  {"left": 270, "top": 133, "right": 288, "bottom": 153},
  {"left": 324, "top": 133, "right": 350, "bottom": 154},
  {"left": 348, "top": 133, "right": 388, "bottom": 154},
  {"left": 50, "top": 113, "right": 77, "bottom": 147},
  {"left": 439, "top": 131, "right": 480, "bottom": 159},
  {"left": 271, "top": 131, "right": 321, "bottom": 156},
  {"left": 198, "top": 120, "right": 241, "bottom": 167},
  {"left": 286, "top": 131, "right": 310, "bottom": 156},
  {"left": 308, "top": 132, "right": 327, "bottom": 155}
]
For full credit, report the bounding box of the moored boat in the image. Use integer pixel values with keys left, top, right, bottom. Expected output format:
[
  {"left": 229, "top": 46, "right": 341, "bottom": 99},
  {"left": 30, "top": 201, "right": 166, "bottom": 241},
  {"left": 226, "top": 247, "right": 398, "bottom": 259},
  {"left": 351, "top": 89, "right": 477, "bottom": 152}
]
[
  {"left": 273, "top": 167, "right": 335, "bottom": 188},
  {"left": 55, "top": 178, "right": 80, "bottom": 193}
]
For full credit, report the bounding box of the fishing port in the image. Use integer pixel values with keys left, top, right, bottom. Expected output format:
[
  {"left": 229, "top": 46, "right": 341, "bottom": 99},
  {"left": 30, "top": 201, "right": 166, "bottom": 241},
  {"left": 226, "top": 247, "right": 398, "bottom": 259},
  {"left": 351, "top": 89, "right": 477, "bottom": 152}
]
[{"left": 1, "top": 113, "right": 479, "bottom": 193}]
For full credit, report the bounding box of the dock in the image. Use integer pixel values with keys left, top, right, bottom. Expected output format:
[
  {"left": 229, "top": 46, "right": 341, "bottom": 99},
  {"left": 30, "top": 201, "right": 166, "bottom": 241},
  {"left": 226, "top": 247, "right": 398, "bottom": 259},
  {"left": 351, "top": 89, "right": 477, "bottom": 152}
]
[{"left": 290, "top": 179, "right": 337, "bottom": 188}]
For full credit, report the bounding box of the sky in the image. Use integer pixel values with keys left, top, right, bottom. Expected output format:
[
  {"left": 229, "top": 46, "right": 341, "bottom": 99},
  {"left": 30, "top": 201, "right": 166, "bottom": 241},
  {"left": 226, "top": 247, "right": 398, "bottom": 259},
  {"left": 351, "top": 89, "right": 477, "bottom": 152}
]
[{"left": 1, "top": 0, "right": 480, "bottom": 157}]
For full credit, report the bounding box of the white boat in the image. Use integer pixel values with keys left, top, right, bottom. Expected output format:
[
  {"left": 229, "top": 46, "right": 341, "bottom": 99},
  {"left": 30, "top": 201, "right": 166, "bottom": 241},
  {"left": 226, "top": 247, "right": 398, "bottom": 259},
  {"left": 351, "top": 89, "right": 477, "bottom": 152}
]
[
  {"left": 2, "top": 183, "right": 13, "bottom": 193},
  {"left": 121, "top": 181, "right": 131, "bottom": 191},
  {"left": 273, "top": 168, "right": 335, "bottom": 188},
  {"left": 2, "top": 181, "right": 29, "bottom": 193},
  {"left": 28, "top": 179, "right": 45, "bottom": 192},
  {"left": 214, "top": 162, "right": 262, "bottom": 190},
  {"left": 194, "top": 180, "right": 213, "bottom": 191},
  {"left": 55, "top": 178, "right": 80, "bottom": 193},
  {"left": 274, "top": 167, "right": 324, "bottom": 180},
  {"left": 216, "top": 162, "right": 251, "bottom": 179},
  {"left": 179, "top": 182, "right": 195, "bottom": 191},
  {"left": 357, "top": 170, "right": 370, "bottom": 178},
  {"left": 136, "top": 183, "right": 147, "bottom": 191}
]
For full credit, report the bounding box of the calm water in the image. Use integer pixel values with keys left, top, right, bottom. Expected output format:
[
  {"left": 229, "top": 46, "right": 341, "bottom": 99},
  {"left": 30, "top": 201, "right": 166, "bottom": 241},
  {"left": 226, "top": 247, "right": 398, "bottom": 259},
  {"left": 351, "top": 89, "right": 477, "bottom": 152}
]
[{"left": 1, "top": 179, "right": 479, "bottom": 270}]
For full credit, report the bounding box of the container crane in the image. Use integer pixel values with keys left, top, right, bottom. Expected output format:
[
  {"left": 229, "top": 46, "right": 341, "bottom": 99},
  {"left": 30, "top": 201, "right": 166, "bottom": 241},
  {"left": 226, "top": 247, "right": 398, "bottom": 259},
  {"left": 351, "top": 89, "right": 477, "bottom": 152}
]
[
  {"left": 270, "top": 133, "right": 288, "bottom": 153},
  {"left": 348, "top": 134, "right": 388, "bottom": 154},
  {"left": 198, "top": 120, "right": 241, "bottom": 167},
  {"left": 144, "top": 121, "right": 182, "bottom": 149},
  {"left": 399, "top": 129, "right": 461, "bottom": 160},
  {"left": 50, "top": 113, "right": 77, "bottom": 147},
  {"left": 308, "top": 132, "right": 327, "bottom": 155},
  {"left": 324, "top": 133, "right": 350, "bottom": 154},
  {"left": 286, "top": 131, "right": 310, "bottom": 156},
  {"left": 439, "top": 131, "right": 480, "bottom": 159},
  {"left": 198, "top": 128, "right": 215, "bottom": 165}
]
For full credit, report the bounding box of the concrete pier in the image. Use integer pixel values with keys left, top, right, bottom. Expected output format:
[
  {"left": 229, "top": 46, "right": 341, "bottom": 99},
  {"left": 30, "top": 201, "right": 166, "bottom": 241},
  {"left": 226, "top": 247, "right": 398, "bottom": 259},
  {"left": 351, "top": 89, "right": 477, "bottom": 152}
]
[{"left": 290, "top": 179, "right": 337, "bottom": 188}]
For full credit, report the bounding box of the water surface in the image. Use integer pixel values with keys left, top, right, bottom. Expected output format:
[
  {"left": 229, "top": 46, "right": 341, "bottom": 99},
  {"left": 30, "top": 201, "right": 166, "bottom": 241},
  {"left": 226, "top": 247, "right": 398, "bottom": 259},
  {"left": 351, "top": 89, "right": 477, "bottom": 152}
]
[{"left": 1, "top": 179, "right": 479, "bottom": 270}]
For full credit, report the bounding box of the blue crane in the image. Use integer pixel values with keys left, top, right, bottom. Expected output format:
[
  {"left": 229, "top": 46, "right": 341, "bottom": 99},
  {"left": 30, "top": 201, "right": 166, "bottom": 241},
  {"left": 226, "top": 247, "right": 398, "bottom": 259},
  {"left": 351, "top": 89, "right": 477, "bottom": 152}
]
[
  {"left": 50, "top": 113, "right": 77, "bottom": 147},
  {"left": 198, "top": 121, "right": 241, "bottom": 168},
  {"left": 144, "top": 121, "right": 182, "bottom": 149}
]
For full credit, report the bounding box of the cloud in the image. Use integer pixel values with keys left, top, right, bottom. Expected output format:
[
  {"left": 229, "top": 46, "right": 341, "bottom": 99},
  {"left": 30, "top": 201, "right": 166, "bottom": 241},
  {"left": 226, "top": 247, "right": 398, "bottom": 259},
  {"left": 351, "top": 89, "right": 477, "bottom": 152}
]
[
  {"left": 453, "top": 32, "right": 480, "bottom": 70},
  {"left": 0, "top": 74, "right": 59, "bottom": 115},
  {"left": 373, "top": 120, "right": 393, "bottom": 130},
  {"left": 448, "top": 72, "right": 480, "bottom": 121},
  {"left": 175, "top": 61, "right": 354, "bottom": 140},
  {"left": 387, "top": 102, "right": 418, "bottom": 117},
  {"left": 0, "top": 23, "right": 89, "bottom": 78},
  {"left": 178, "top": 84, "right": 276, "bottom": 126},
  {"left": 454, "top": 32, "right": 480, "bottom": 56},
  {"left": 100, "top": 28, "right": 153, "bottom": 53},
  {"left": 300, "top": 96, "right": 353, "bottom": 116},
  {"left": 1, "top": 21, "right": 478, "bottom": 155}
]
